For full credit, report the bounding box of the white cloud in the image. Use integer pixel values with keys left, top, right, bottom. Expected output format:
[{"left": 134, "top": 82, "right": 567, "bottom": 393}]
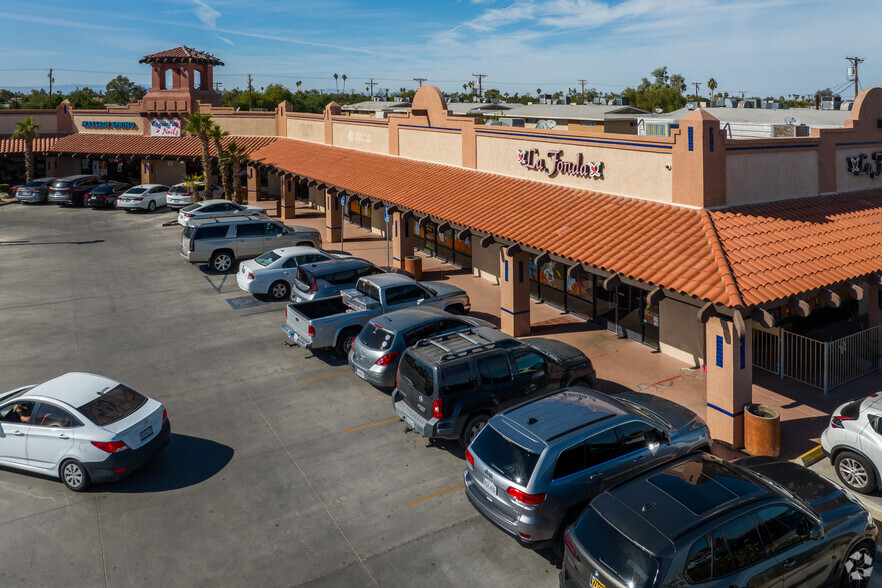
[
  {"left": 217, "top": 35, "right": 235, "bottom": 46},
  {"left": 192, "top": 0, "right": 222, "bottom": 29}
]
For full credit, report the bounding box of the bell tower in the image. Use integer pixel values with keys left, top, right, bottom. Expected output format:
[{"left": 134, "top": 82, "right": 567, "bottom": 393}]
[{"left": 138, "top": 46, "right": 224, "bottom": 117}]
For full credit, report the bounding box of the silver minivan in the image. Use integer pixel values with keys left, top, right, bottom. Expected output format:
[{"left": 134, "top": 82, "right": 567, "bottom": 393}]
[{"left": 291, "top": 257, "right": 383, "bottom": 302}]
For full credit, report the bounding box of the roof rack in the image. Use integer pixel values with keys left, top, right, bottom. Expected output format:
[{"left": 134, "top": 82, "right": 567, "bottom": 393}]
[{"left": 414, "top": 328, "right": 511, "bottom": 362}]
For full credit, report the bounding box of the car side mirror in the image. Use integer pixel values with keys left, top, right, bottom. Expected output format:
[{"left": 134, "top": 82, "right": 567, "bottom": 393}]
[
  {"left": 809, "top": 523, "right": 824, "bottom": 541},
  {"left": 416, "top": 298, "right": 425, "bottom": 305}
]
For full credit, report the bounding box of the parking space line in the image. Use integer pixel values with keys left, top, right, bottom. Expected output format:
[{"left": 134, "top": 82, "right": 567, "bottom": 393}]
[
  {"left": 590, "top": 350, "right": 619, "bottom": 359},
  {"left": 407, "top": 483, "right": 465, "bottom": 507},
  {"left": 651, "top": 374, "right": 682, "bottom": 387},
  {"left": 296, "top": 370, "right": 350, "bottom": 384},
  {"left": 265, "top": 339, "right": 287, "bottom": 346},
  {"left": 341, "top": 416, "right": 400, "bottom": 434}
]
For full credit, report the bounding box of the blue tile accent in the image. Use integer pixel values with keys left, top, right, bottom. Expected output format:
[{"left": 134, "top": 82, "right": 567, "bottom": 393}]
[
  {"left": 688, "top": 127, "right": 694, "bottom": 151},
  {"left": 518, "top": 260, "right": 524, "bottom": 283},
  {"left": 716, "top": 335, "right": 723, "bottom": 367},
  {"left": 475, "top": 129, "right": 672, "bottom": 150},
  {"left": 504, "top": 260, "right": 509, "bottom": 282},
  {"left": 707, "top": 403, "right": 744, "bottom": 418},
  {"left": 500, "top": 307, "right": 530, "bottom": 316},
  {"left": 394, "top": 220, "right": 398, "bottom": 238},
  {"left": 740, "top": 337, "right": 745, "bottom": 370},
  {"left": 709, "top": 128, "right": 714, "bottom": 153}
]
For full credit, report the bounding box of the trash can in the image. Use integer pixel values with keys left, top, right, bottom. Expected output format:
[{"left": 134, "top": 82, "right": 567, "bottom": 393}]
[
  {"left": 744, "top": 404, "right": 780, "bottom": 457},
  {"left": 404, "top": 255, "right": 422, "bottom": 281}
]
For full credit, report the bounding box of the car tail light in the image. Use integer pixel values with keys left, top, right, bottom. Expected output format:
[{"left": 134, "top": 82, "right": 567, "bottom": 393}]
[
  {"left": 64, "top": 189, "right": 74, "bottom": 194},
  {"left": 432, "top": 398, "right": 443, "bottom": 419},
  {"left": 188, "top": 236, "right": 195, "bottom": 252},
  {"left": 132, "top": 197, "right": 143, "bottom": 201},
  {"left": 113, "top": 467, "right": 128, "bottom": 474},
  {"left": 247, "top": 271, "right": 255, "bottom": 280},
  {"left": 308, "top": 325, "right": 316, "bottom": 337},
  {"left": 465, "top": 448, "right": 474, "bottom": 467},
  {"left": 162, "top": 408, "right": 167, "bottom": 422},
  {"left": 309, "top": 276, "right": 317, "bottom": 293},
  {"left": 375, "top": 351, "right": 400, "bottom": 366},
  {"left": 563, "top": 529, "right": 580, "bottom": 562},
  {"left": 91, "top": 440, "right": 129, "bottom": 453},
  {"left": 183, "top": 212, "right": 194, "bottom": 218},
  {"left": 518, "top": 531, "right": 532, "bottom": 540},
  {"left": 506, "top": 487, "right": 546, "bottom": 506},
  {"left": 831, "top": 415, "right": 857, "bottom": 428}
]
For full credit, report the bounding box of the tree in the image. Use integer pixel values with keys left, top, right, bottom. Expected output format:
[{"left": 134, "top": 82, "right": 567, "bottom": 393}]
[
  {"left": 221, "top": 141, "right": 250, "bottom": 204},
  {"left": 296, "top": 81, "right": 302, "bottom": 93},
  {"left": 183, "top": 172, "right": 203, "bottom": 202},
  {"left": 333, "top": 73, "right": 339, "bottom": 94},
  {"left": 621, "top": 66, "right": 687, "bottom": 113},
  {"left": 707, "top": 78, "right": 718, "bottom": 102},
  {"left": 341, "top": 74, "right": 347, "bottom": 94},
  {"left": 209, "top": 124, "right": 232, "bottom": 200},
  {"left": 66, "top": 87, "right": 105, "bottom": 109},
  {"left": 105, "top": 75, "right": 146, "bottom": 106},
  {"left": 182, "top": 109, "right": 214, "bottom": 202},
  {"left": 536, "top": 88, "right": 541, "bottom": 96},
  {"left": 12, "top": 116, "right": 39, "bottom": 183}
]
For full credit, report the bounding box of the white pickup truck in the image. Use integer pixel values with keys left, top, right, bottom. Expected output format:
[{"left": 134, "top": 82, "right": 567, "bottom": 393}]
[{"left": 282, "top": 273, "right": 471, "bottom": 356}]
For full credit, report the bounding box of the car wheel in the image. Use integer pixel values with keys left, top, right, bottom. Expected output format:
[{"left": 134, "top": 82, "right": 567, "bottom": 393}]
[
  {"left": 209, "top": 250, "right": 235, "bottom": 273},
  {"left": 269, "top": 280, "right": 290, "bottom": 300},
  {"left": 460, "top": 414, "right": 489, "bottom": 449},
  {"left": 147, "top": 200, "right": 156, "bottom": 212},
  {"left": 570, "top": 378, "right": 592, "bottom": 389},
  {"left": 60, "top": 459, "right": 91, "bottom": 492},
  {"left": 840, "top": 540, "right": 875, "bottom": 588},
  {"left": 835, "top": 452, "right": 877, "bottom": 494},
  {"left": 335, "top": 328, "right": 360, "bottom": 358},
  {"left": 446, "top": 304, "right": 465, "bottom": 316}
]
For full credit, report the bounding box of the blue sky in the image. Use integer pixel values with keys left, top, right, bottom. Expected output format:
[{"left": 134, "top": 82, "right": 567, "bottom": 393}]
[{"left": 3, "top": 0, "right": 881, "bottom": 99}]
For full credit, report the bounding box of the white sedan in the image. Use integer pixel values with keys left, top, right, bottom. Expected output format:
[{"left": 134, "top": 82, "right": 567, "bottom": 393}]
[
  {"left": 167, "top": 182, "right": 224, "bottom": 208},
  {"left": 237, "top": 246, "right": 341, "bottom": 300},
  {"left": 116, "top": 184, "right": 170, "bottom": 212},
  {"left": 177, "top": 199, "right": 267, "bottom": 227},
  {"left": 0, "top": 372, "right": 170, "bottom": 491}
]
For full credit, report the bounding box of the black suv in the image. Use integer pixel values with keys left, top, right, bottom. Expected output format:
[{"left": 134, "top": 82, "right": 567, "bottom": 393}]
[
  {"left": 561, "top": 453, "right": 878, "bottom": 588},
  {"left": 392, "top": 327, "right": 596, "bottom": 448}
]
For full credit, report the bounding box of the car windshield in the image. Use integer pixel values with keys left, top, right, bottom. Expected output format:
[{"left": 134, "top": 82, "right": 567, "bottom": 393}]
[
  {"left": 76, "top": 384, "right": 147, "bottom": 426},
  {"left": 126, "top": 187, "right": 147, "bottom": 195},
  {"left": 92, "top": 184, "right": 117, "bottom": 194},
  {"left": 572, "top": 507, "right": 659, "bottom": 588},
  {"left": 359, "top": 323, "right": 395, "bottom": 350},
  {"left": 421, "top": 284, "right": 437, "bottom": 296},
  {"left": 841, "top": 398, "right": 865, "bottom": 419},
  {"left": 52, "top": 180, "right": 72, "bottom": 188},
  {"left": 470, "top": 425, "right": 540, "bottom": 484},
  {"left": 169, "top": 186, "right": 190, "bottom": 194},
  {"left": 182, "top": 226, "right": 193, "bottom": 239},
  {"left": 399, "top": 352, "right": 434, "bottom": 395},
  {"left": 181, "top": 204, "right": 200, "bottom": 212},
  {"left": 255, "top": 251, "right": 281, "bottom": 267},
  {"left": 24, "top": 180, "right": 46, "bottom": 187},
  {"left": 356, "top": 280, "right": 381, "bottom": 301}
]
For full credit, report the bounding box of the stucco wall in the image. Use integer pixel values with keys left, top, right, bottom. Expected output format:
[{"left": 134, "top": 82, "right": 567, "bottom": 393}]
[
  {"left": 214, "top": 115, "right": 275, "bottom": 137},
  {"left": 398, "top": 129, "right": 462, "bottom": 167},
  {"left": 57, "top": 157, "right": 82, "bottom": 177},
  {"left": 72, "top": 113, "right": 141, "bottom": 134},
  {"left": 475, "top": 134, "right": 673, "bottom": 201},
  {"left": 332, "top": 122, "right": 389, "bottom": 154},
  {"left": 659, "top": 297, "right": 704, "bottom": 365},
  {"left": 726, "top": 150, "right": 818, "bottom": 204},
  {"left": 155, "top": 160, "right": 186, "bottom": 186},
  {"left": 308, "top": 185, "right": 325, "bottom": 210},
  {"left": 0, "top": 112, "right": 59, "bottom": 135},
  {"left": 835, "top": 148, "right": 882, "bottom": 194},
  {"left": 472, "top": 242, "right": 501, "bottom": 284},
  {"left": 266, "top": 172, "right": 281, "bottom": 196},
  {"left": 287, "top": 118, "right": 325, "bottom": 144}
]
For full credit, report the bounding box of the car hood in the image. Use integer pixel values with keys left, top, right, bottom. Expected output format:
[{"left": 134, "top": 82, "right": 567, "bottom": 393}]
[
  {"left": 421, "top": 281, "right": 467, "bottom": 298},
  {"left": 524, "top": 338, "right": 588, "bottom": 365},
  {"left": 613, "top": 390, "right": 702, "bottom": 431},
  {"left": 736, "top": 457, "right": 866, "bottom": 524}
]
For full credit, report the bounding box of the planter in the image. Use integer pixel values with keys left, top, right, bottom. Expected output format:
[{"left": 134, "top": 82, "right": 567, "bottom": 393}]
[
  {"left": 404, "top": 255, "right": 422, "bottom": 281},
  {"left": 744, "top": 404, "right": 781, "bottom": 457}
]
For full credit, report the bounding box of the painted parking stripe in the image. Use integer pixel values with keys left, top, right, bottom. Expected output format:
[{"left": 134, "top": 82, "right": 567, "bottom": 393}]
[
  {"left": 407, "top": 483, "right": 465, "bottom": 507},
  {"left": 590, "top": 350, "right": 619, "bottom": 360},
  {"left": 341, "top": 416, "right": 400, "bottom": 434},
  {"left": 296, "top": 370, "right": 350, "bottom": 385},
  {"left": 651, "top": 374, "right": 682, "bottom": 387},
  {"left": 265, "top": 339, "right": 288, "bottom": 346}
]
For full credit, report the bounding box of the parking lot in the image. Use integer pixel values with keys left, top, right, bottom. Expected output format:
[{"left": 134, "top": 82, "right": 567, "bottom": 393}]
[{"left": 0, "top": 203, "right": 565, "bottom": 586}]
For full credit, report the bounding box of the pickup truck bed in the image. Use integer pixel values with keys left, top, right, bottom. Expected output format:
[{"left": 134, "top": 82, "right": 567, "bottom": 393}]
[{"left": 289, "top": 296, "right": 350, "bottom": 320}]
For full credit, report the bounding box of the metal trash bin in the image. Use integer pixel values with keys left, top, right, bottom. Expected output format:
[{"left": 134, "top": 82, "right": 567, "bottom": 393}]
[
  {"left": 404, "top": 255, "right": 422, "bottom": 281},
  {"left": 744, "top": 404, "right": 781, "bottom": 457}
]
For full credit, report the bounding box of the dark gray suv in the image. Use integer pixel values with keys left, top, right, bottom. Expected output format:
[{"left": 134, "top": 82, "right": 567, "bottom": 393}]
[{"left": 464, "top": 387, "right": 710, "bottom": 551}]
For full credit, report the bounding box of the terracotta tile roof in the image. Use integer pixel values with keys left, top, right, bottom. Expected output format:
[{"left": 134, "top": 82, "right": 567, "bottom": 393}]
[
  {"left": 0, "top": 134, "right": 65, "bottom": 154},
  {"left": 709, "top": 191, "right": 882, "bottom": 306},
  {"left": 140, "top": 46, "right": 223, "bottom": 66},
  {"left": 249, "top": 139, "right": 731, "bottom": 305},
  {"left": 48, "top": 134, "right": 276, "bottom": 158}
]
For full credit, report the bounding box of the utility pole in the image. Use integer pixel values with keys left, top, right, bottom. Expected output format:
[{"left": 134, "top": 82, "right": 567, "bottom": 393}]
[
  {"left": 214, "top": 81, "right": 223, "bottom": 92},
  {"left": 472, "top": 73, "right": 487, "bottom": 98},
  {"left": 413, "top": 77, "right": 427, "bottom": 87},
  {"left": 247, "top": 74, "right": 253, "bottom": 110},
  {"left": 366, "top": 78, "right": 377, "bottom": 98},
  {"left": 846, "top": 56, "right": 864, "bottom": 100},
  {"left": 692, "top": 82, "right": 701, "bottom": 102},
  {"left": 47, "top": 69, "right": 54, "bottom": 107},
  {"left": 577, "top": 79, "right": 587, "bottom": 101}
]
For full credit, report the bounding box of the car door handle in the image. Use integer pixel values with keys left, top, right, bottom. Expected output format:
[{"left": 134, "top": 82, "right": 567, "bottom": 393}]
[
  {"left": 58, "top": 434, "right": 70, "bottom": 439},
  {"left": 13, "top": 430, "right": 24, "bottom": 436},
  {"left": 633, "top": 455, "right": 646, "bottom": 462},
  {"left": 783, "top": 559, "right": 796, "bottom": 570},
  {"left": 589, "top": 473, "right": 603, "bottom": 480}
]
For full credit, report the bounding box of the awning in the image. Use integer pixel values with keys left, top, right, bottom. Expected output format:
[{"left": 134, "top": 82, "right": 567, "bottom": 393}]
[{"left": 0, "top": 134, "right": 65, "bottom": 155}]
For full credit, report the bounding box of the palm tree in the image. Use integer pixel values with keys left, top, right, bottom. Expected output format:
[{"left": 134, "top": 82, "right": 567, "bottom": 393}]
[
  {"left": 707, "top": 78, "right": 718, "bottom": 102},
  {"left": 536, "top": 88, "right": 542, "bottom": 97},
  {"left": 221, "top": 140, "right": 250, "bottom": 204},
  {"left": 182, "top": 109, "right": 213, "bottom": 202},
  {"left": 341, "top": 74, "right": 347, "bottom": 94},
  {"left": 333, "top": 73, "right": 339, "bottom": 94},
  {"left": 208, "top": 124, "right": 232, "bottom": 200},
  {"left": 296, "top": 81, "right": 302, "bottom": 93},
  {"left": 13, "top": 116, "right": 40, "bottom": 184}
]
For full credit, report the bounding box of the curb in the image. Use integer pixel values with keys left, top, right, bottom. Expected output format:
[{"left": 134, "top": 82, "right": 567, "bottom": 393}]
[{"left": 794, "top": 444, "right": 825, "bottom": 467}]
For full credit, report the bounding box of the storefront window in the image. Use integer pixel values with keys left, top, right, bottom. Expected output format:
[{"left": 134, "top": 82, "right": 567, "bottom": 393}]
[{"left": 454, "top": 233, "right": 472, "bottom": 256}]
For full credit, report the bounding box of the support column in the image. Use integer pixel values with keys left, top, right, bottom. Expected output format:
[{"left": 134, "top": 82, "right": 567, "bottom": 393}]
[
  {"left": 325, "top": 188, "right": 342, "bottom": 243},
  {"left": 246, "top": 165, "right": 261, "bottom": 206},
  {"left": 868, "top": 283, "right": 882, "bottom": 327},
  {"left": 140, "top": 160, "right": 156, "bottom": 185},
  {"left": 705, "top": 317, "right": 753, "bottom": 448},
  {"left": 280, "top": 175, "right": 296, "bottom": 220},
  {"left": 45, "top": 156, "right": 59, "bottom": 177},
  {"left": 391, "top": 211, "right": 415, "bottom": 269},
  {"left": 500, "top": 247, "right": 531, "bottom": 336}
]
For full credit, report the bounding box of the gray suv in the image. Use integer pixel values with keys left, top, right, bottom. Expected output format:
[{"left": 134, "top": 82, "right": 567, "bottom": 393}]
[
  {"left": 48, "top": 175, "right": 106, "bottom": 206},
  {"left": 180, "top": 216, "right": 322, "bottom": 273},
  {"left": 463, "top": 386, "right": 711, "bottom": 551},
  {"left": 291, "top": 257, "right": 384, "bottom": 302}
]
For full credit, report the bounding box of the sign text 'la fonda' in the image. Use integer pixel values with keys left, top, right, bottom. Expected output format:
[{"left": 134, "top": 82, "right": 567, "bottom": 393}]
[{"left": 516, "top": 148, "right": 603, "bottom": 180}]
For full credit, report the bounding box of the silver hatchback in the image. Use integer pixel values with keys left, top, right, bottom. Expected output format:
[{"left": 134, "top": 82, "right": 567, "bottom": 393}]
[
  {"left": 821, "top": 393, "right": 882, "bottom": 494},
  {"left": 348, "top": 307, "right": 493, "bottom": 389}
]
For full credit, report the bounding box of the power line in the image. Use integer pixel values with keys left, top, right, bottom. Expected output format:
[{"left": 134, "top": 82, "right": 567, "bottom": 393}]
[
  {"left": 365, "top": 78, "right": 377, "bottom": 97},
  {"left": 472, "top": 73, "right": 487, "bottom": 98},
  {"left": 846, "top": 56, "right": 864, "bottom": 100},
  {"left": 413, "top": 77, "right": 427, "bottom": 87}
]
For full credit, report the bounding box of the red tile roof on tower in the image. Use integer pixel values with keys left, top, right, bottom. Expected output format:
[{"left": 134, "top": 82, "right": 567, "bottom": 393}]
[
  {"left": 249, "top": 138, "right": 882, "bottom": 309},
  {"left": 139, "top": 47, "right": 224, "bottom": 66},
  {"left": 47, "top": 134, "right": 274, "bottom": 158}
]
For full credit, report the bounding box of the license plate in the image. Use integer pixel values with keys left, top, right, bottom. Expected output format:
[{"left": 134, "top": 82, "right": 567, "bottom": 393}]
[
  {"left": 139, "top": 426, "right": 153, "bottom": 441},
  {"left": 356, "top": 368, "right": 365, "bottom": 379},
  {"left": 590, "top": 578, "right": 606, "bottom": 588},
  {"left": 481, "top": 477, "right": 497, "bottom": 495}
]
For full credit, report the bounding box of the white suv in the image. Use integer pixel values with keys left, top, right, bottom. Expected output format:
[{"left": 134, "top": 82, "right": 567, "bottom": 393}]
[{"left": 821, "top": 393, "right": 882, "bottom": 493}]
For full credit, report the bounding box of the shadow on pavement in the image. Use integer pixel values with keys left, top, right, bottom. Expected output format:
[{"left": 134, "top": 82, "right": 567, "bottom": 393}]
[{"left": 99, "top": 433, "right": 234, "bottom": 493}]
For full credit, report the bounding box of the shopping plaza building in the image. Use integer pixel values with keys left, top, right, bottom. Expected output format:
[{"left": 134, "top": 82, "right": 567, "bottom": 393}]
[{"left": 4, "top": 47, "right": 882, "bottom": 447}]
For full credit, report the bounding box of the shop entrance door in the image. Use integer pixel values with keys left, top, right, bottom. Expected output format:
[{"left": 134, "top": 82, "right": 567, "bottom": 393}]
[{"left": 617, "top": 285, "right": 643, "bottom": 341}]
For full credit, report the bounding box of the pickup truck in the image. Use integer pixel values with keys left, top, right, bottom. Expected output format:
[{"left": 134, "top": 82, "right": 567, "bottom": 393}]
[{"left": 282, "top": 273, "right": 471, "bottom": 356}]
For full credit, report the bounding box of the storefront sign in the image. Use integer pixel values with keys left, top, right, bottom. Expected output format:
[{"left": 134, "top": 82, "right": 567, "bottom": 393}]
[
  {"left": 150, "top": 118, "right": 182, "bottom": 137},
  {"left": 847, "top": 152, "right": 882, "bottom": 177},
  {"left": 80, "top": 121, "right": 137, "bottom": 129},
  {"left": 516, "top": 148, "right": 603, "bottom": 179}
]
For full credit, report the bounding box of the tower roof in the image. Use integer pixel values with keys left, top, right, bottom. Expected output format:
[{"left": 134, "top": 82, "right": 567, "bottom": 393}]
[{"left": 139, "top": 46, "right": 224, "bottom": 66}]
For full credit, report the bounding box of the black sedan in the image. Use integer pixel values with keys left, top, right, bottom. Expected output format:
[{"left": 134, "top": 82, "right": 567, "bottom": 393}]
[
  {"left": 561, "top": 453, "right": 876, "bottom": 588},
  {"left": 85, "top": 182, "right": 131, "bottom": 207}
]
